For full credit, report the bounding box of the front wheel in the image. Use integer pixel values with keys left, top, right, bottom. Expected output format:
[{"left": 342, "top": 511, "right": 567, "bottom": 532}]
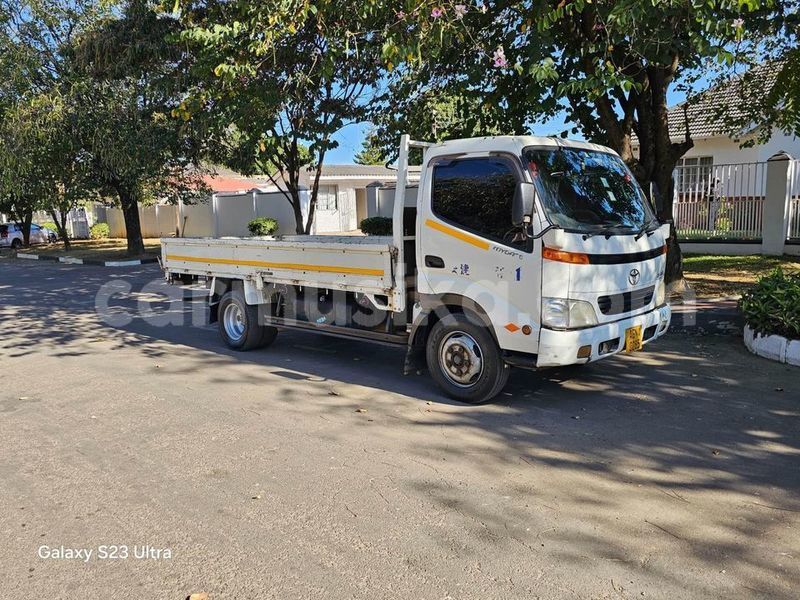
[
  {"left": 217, "top": 290, "right": 278, "bottom": 351},
  {"left": 426, "top": 313, "right": 510, "bottom": 404}
]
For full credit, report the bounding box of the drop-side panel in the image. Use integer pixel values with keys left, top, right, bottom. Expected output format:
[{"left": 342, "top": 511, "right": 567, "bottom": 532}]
[{"left": 161, "top": 237, "right": 396, "bottom": 296}]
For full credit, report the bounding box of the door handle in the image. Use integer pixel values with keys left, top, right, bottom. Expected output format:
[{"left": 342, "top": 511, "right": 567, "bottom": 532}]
[{"left": 425, "top": 255, "right": 445, "bottom": 268}]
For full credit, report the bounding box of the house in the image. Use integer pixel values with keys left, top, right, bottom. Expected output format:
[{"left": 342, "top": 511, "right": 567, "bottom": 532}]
[
  {"left": 635, "top": 63, "right": 800, "bottom": 165},
  {"left": 302, "top": 164, "right": 419, "bottom": 233},
  {"left": 631, "top": 63, "right": 800, "bottom": 252},
  {"left": 99, "top": 163, "right": 415, "bottom": 239}
]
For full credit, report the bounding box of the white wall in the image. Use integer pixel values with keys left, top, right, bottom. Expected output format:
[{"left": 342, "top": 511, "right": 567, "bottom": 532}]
[
  {"left": 679, "top": 131, "right": 800, "bottom": 164},
  {"left": 313, "top": 178, "right": 384, "bottom": 233}
]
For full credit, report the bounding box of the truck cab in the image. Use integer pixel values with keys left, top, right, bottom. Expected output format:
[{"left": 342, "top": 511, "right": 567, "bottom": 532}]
[
  {"left": 401, "top": 135, "right": 671, "bottom": 401},
  {"left": 162, "top": 134, "right": 671, "bottom": 404}
]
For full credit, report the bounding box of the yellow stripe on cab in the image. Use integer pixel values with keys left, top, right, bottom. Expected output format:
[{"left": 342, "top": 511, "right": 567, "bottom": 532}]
[{"left": 424, "top": 219, "right": 490, "bottom": 251}]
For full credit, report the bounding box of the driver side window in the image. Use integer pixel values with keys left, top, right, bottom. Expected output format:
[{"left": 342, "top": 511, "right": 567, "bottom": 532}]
[{"left": 432, "top": 157, "right": 521, "bottom": 246}]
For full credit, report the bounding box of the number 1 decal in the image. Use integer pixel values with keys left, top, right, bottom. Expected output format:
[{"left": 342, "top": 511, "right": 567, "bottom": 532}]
[{"left": 515, "top": 267, "right": 521, "bottom": 281}]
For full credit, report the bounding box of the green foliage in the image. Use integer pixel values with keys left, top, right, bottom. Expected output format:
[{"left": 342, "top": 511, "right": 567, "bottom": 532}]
[
  {"left": 359, "top": 217, "right": 393, "bottom": 236},
  {"left": 354, "top": 131, "right": 386, "bottom": 166},
  {"left": 42, "top": 222, "right": 59, "bottom": 233},
  {"left": 90, "top": 222, "right": 110, "bottom": 239},
  {"left": 247, "top": 217, "right": 279, "bottom": 236},
  {"left": 171, "top": 0, "right": 386, "bottom": 234},
  {"left": 740, "top": 268, "right": 800, "bottom": 339}
]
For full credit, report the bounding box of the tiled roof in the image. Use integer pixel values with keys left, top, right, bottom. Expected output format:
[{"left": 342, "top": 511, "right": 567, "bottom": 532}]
[
  {"left": 318, "top": 164, "right": 422, "bottom": 179},
  {"left": 665, "top": 63, "right": 779, "bottom": 141},
  {"left": 202, "top": 166, "right": 270, "bottom": 193}
]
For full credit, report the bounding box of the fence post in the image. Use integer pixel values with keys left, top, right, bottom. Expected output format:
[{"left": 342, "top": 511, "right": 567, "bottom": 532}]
[
  {"left": 212, "top": 193, "right": 219, "bottom": 238},
  {"left": 365, "top": 183, "right": 380, "bottom": 219},
  {"left": 762, "top": 152, "right": 792, "bottom": 255}
]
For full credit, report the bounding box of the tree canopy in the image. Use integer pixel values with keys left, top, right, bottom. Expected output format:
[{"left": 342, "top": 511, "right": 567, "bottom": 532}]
[{"left": 172, "top": 0, "right": 386, "bottom": 233}]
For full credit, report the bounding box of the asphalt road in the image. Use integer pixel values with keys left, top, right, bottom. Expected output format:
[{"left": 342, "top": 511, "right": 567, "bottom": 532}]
[{"left": 1, "top": 258, "right": 798, "bottom": 600}]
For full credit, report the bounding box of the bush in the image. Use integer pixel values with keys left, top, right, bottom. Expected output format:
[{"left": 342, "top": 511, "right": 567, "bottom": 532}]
[
  {"left": 247, "top": 217, "right": 279, "bottom": 236},
  {"left": 42, "top": 222, "right": 59, "bottom": 233},
  {"left": 360, "top": 216, "right": 393, "bottom": 236},
  {"left": 739, "top": 267, "right": 800, "bottom": 339},
  {"left": 89, "top": 222, "right": 110, "bottom": 240}
]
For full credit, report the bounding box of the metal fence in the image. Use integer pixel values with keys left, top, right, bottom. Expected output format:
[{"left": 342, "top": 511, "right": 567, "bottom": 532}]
[
  {"left": 787, "top": 160, "right": 800, "bottom": 241},
  {"left": 673, "top": 161, "right": 767, "bottom": 240},
  {"left": 789, "top": 199, "right": 800, "bottom": 240}
]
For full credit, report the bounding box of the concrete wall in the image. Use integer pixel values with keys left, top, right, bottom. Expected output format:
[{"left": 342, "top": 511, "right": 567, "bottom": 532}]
[
  {"left": 368, "top": 185, "right": 419, "bottom": 218},
  {"left": 181, "top": 203, "right": 214, "bottom": 238},
  {"left": 255, "top": 191, "right": 304, "bottom": 235},
  {"left": 103, "top": 190, "right": 309, "bottom": 239}
]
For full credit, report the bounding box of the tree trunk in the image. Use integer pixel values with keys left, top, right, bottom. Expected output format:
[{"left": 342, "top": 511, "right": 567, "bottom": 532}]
[
  {"left": 292, "top": 189, "right": 306, "bottom": 235},
  {"left": 645, "top": 66, "right": 690, "bottom": 285},
  {"left": 118, "top": 187, "right": 145, "bottom": 256},
  {"left": 50, "top": 208, "right": 71, "bottom": 251},
  {"left": 21, "top": 210, "right": 32, "bottom": 246}
]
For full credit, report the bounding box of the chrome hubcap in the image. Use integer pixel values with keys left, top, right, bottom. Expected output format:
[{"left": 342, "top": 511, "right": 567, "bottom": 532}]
[
  {"left": 439, "top": 331, "right": 483, "bottom": 388},
  {"left": 223, "top": 302, "right": 246, "bottom": 342}
]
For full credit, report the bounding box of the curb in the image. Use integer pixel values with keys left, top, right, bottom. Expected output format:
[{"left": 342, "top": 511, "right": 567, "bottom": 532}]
[
  {"left": 14, "top": 252, "right": 159, "bottom": 268},
  {"left": 743, "top": 325, "right": 800, "bottom": 367}
]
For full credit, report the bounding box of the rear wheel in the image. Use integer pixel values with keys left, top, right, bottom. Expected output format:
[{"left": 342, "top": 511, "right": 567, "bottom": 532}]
[
  {"left": 426, "top": 313, "right": 510, "bottom": 404},
  {"left": 217, "top": 290, "right": 278, "bottom": 351},
  {"left": 10, "top": 238, "right": 21, "bottom": 250}
]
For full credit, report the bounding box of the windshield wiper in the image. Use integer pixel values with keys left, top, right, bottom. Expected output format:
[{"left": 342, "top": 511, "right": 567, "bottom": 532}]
[
  {"left": 634, "top": 218, "right": 659, "bottom": 241},
  {"left": 582, "top": 223, "right": 625, "bottom": 240}
]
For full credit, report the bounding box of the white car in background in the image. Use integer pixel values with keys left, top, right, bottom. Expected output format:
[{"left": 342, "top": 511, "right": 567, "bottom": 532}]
[{"left": 0, "top": 223, "right": 54, "bottom": 249}]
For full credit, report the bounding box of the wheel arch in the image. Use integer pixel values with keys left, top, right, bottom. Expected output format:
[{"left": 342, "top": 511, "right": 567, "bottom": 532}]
[{"left": 409, "top": 293, "right": 498, "bottom": 350}]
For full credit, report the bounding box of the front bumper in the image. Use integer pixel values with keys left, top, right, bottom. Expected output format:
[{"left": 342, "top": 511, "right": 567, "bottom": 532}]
[{"left": 536, "top": 304, "right": 671, "bottom": 368}]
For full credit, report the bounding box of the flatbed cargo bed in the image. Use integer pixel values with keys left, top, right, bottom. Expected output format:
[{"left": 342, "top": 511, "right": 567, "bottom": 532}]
[{"left": 161, "top": 235, "right": 397, "bottom": 297}]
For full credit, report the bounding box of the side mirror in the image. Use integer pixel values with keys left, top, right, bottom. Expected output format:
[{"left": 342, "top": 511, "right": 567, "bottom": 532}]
[{"left": 512, "top": 182, "right": 535, "bottom": 226}]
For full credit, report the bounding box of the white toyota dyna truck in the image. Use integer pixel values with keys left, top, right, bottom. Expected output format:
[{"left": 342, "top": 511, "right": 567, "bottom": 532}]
[{"left": 162, "top": 135, "right": 671, "bottom": 403}]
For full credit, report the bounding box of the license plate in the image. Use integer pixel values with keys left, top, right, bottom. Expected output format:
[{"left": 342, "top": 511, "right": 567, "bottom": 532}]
[{"left": 624, "top": 325, "right": 643, "bottom": 352}]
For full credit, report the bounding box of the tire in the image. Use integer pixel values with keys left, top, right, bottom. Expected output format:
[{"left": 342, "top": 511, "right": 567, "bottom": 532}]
[
  {"left": 217, "top": 290, "right": 278, "bottom": 351},
  {"left": 10, "top": 238, "right": 22, "bottom": 250},
  {"left": 425, "top": 312, "right": 510, "bottom": 404}
]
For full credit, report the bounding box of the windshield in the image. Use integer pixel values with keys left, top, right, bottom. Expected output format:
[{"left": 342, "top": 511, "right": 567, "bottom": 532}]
[{"left": 523, "top": 147, "right": 656, "bottom": 232}]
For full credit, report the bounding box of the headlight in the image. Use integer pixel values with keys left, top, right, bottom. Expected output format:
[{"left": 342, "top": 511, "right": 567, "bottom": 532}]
[
  {"left": 542, "top": 298, "right": 598, "bottom": 329},
  {"left": 655, "top": 280, "right": 666, "bottom": 306}
]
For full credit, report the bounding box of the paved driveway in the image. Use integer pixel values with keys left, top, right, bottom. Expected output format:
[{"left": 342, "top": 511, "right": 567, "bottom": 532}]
[{"left": 1, "top": 259, "right": 798, "bottom": 599}]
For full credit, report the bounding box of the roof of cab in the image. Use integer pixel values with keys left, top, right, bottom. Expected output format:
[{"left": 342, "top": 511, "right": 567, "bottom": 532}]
[{"left": 424, "top": 135, "right": 617, "bottom": 157}]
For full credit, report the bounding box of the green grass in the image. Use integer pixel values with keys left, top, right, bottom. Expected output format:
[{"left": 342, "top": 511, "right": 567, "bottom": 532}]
[{"left": 683, "top": 254, "right": 800, "bottom": 298}]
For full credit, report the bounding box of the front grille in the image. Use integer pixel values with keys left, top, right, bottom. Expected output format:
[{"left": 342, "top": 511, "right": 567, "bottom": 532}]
[{"left": 597, "top": 286, "right": 655, "bottom": 315}]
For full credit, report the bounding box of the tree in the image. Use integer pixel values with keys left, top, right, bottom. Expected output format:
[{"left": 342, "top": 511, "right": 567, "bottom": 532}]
[
  {"left": 0, "top": 0, "right": 104, "bottom": 246},
  {"left": 0, "top": 92, "right": 94, "bottom": 250},
  {"left": 354, "top": 130, "right": 386, "bottom": 166},
  {"left": 372, "top": 0, "right": 788, "bottom": 283},
  {"left": 173, "top": 0, "right": 384, "bottom": 234},
  {"left": 71, "top": 0, "right": 208, "bottom": 255}
]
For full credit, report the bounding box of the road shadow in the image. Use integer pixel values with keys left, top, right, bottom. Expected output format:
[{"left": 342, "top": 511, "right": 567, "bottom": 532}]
[{"left": 2, "top": 260, "right": 799, "bottom": 597}]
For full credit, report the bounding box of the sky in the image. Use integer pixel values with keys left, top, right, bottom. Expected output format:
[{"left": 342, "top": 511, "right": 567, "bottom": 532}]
[{"left": 325, "top": 76, "right": 712, "bottom": 164}]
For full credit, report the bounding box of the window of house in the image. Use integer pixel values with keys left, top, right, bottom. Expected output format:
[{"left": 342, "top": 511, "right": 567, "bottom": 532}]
[
  {"left": 675, "top": 156, "right": 713, "bottom": 194},
  {"left": 317, "top": 185, "right": 338, "bottom": 211},
  {"left": 431, "top": 157, "right": 520, "bottom": 245}
]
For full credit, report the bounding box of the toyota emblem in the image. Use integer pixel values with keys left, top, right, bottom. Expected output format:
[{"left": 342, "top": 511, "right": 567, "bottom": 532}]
[{"left": 628, "top": 269, "right": 641, "bottom": 285}]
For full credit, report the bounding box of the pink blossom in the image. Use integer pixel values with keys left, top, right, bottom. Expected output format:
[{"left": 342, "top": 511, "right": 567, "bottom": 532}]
[
  {"left": 396, "top": 10, "right": 406, "bottom": 19},
  {"left": 431, "top": 7, "right": 444, "bottom": 18},
  {"left": 479, "top": 3, "right": 488, "bottom": 14},
  {"left": 492, "top": 46, "right": 507, "bottom": 68},
  {"left": 454, "top": 4, "right": 468, "bottom": 19},
  {"left": 732, "top": 17, "right": 744, "bottom": 28}
]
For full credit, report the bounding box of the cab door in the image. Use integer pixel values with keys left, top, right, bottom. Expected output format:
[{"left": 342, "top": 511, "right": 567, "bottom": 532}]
[{"left": 416, "top": 154, "right": 542, "bottom": 354}]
